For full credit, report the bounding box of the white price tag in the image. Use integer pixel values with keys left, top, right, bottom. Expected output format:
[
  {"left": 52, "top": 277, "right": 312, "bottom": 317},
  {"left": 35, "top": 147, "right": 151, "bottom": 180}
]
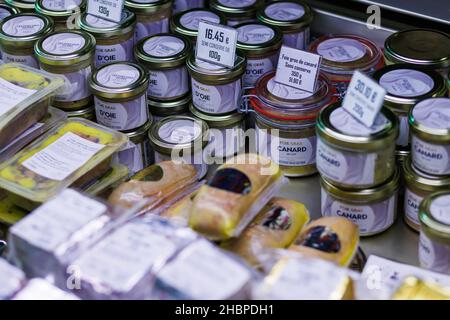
[
  {"left": 342, "top": 70, "right": 386, "bottom": 128},
  {"left": 87, "top": 0, "right": 124, "bottom": 23},
  {"left": 275, "top": 46, "right": 321, "bottom": 93},
  {"left": 196, "top": 20, "right": 237, "bottom": 68}
]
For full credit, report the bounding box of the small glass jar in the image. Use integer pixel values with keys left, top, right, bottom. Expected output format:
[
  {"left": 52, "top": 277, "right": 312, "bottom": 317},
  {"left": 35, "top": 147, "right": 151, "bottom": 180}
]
[
  {"left": 187, "top": 54, "right": 246, "bottom": 115},
  {"left": 235, "top": 22, "right": 282, "bottom": 88},
  {"left": 170, "top": 8, "right": 225, "bottom": 44},
  {"left": 35, "top": 0, "right": 86, "bottom": 31},
  {"left": 5, "top": 0, "right": 35, "bottom": 12},
  {"left": 384, "top": 29, "right": 450, "bottom": 78},
  {"left": 256, "top": 0, "right": 312, "bottom": 50},
  {"left": 419, "top": 191, "right": 450, "bottom": 275},
  {"left": 125, "top": 0, "right": 172, "bottom": 43},
  {"left": 135, "top": 33, "right": 190, "bottom": 101},
  {"left": 309, "top": 34, "right": 384, "bottom": 94},
  {"left": 189, "top": 103, "right": 245, "bottom": 160},
  {"left": 89, "top": 62, "right": 149, "bottom": 131},
  {"left": 409, "top": 97, "right": 450, "bottom": 176},
  {"left": 35, "top": 30, "right": 95, "bottom": 110},
  {"left": 148, "top": 94, "right": 191, "bottom": 121},
  {"left": 248, "top": 71, "right": 337, "bottom": 177},
  {"left": 403, "top": 155, "right": 450, "bottom": 232},
  {"left": 209, "top": 0, "right": 262, "bottom": 26},
  {"left": 316, "top": 103, "right": 398, "bottom": 189},
  {"left": 0, "top": 3, "right": 19, "bottom": 19},
  {"left": 321, "top": 167, "right": 399, "bottom": 236},
  {"left": 173, "top": 0, "right": 203, "bottom": 14},
  {"left": 0, "top": 13, "right": 53, "bottom": 68},
  {"left": 78, "top": 10, "right": 136, "bottom": 68},
  {"left": 65, "top": 105, "right": 96, "bottom": 121}
]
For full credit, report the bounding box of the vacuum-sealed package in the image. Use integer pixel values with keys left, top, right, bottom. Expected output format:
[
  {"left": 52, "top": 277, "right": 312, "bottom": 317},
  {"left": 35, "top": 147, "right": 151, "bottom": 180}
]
[
  {"left": 12, "top": 278, "right": 79, "bottom": 300},
  {"left": 222, "top": 197, "right": 310, "bottom": 267},
  {"left": 0, "top": 119, "right": 127, "bottom": 210},
  {"left": 189, "top": 153, "right": 285, "bottom": 240},
  {"left": 68, "top": 216, "right": 198, "bottom": 300},
  {"left": 0, "top": 258, "right": 26, "bottom": 300},
  {"left": 83, "top": 164, "right": 130, "bottom": 198},
  {"left": 0, "top": 63, "right": 64, "bottom": 150},
  {"left": 153, "top": 239, "right": 253, "bottom": 300},
  {"left": 392, "top": 276, "right": 450, "bottom": 300},
  {"left": 289, "top": 217, "right": 359, "bottom": 267}
]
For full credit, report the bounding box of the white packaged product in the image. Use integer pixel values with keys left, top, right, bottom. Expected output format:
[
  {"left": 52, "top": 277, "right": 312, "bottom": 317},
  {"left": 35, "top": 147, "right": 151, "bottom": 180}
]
[
  {"left": 12, "top": 278, "right": 79, "bottom": 300},
  {"left": 0, "top": 258, "right": 26, "bottom": 300}
]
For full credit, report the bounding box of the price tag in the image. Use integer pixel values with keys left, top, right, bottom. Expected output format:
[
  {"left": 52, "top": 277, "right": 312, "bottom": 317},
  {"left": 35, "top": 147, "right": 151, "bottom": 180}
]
[
  {"left": 274, "top": 46, "right": 321, "bottom": 93},
  {"left": 196, "top": 20, "right": 237, "bottom": 68},
  {"left": 342, "top": 70, "right": 386, "bottom": 127},
  {"left": 87, "top": 0, "right": 124, "bottom": 23}
]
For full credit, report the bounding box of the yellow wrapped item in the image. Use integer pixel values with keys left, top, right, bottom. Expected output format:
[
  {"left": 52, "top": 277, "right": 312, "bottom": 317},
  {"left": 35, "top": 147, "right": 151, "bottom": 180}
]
[{"left": 392, "top": 277, "right": 450, "bottom": 300}]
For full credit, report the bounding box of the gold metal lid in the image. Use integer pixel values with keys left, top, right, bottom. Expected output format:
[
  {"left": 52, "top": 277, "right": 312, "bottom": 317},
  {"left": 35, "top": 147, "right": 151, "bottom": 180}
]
[
  {"left": 403, "top": 155, "right": 450, "bottom": 193},
  {"left": 235, "top": 22, "right": 282, "bottom": 57},
  {"left": 77, "top": 9, "right": 136, "bottom": 39},
  {"left": 0, "top": 13, "right": 53, "bottom": 48},
  {"left": 135, "top": 33, "right": 191, "bottom": 69},
  {"left": 125, "top": 0, "right": 172, "bottom": 14},
  {"left": 186, "top": 53, "right": 246, "bottom": 84},
  {"left": 123, "top": 118, "right": 153, "bottom": 143},
  {"left": 189, "top": 103, "right": 244, "bottom": 127},
  {"left": 148, "top": 94, "right": 191, "bottom": 116},
  {"left": 209, "top": 0, "right": 262, "bottom": 20},
  {"left": 65, "top": 105, "right": 95, "bottom": 119},
  {"left": 35, "top": 0, "right": 85, "bottom": 20},
  {"left": 419, "top": 191, "right": 450, "bottom": 241},
  {"left": 5, "top": 0, "right": 35, "bottom": 11}
]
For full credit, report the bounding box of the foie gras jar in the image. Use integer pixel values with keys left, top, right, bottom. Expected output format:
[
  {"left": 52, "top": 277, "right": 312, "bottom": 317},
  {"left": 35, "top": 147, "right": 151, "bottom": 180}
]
[
  {"left": 0, "top": 3, "right": 19, "bottom": 19},
  {"left": 373, "top": 65, "right": 447, "bottom": 159},
  {"left": 235, "top": 22, "right": 282, "bottom": 88},
  {"left": 5, "top": 0, "right": 35, "bottom": 12},
  {"left": 248, "top": 70, "right": 337, "bottom": 177},
  {"left": 89, "top": 62, "right": 150, "bottom": 131},
  {"left": 0, "top": 13, "right": 53, "bottom": 68},
  {"left": 209, "top": 0, "right": 262, "bottom": 26},
  {"left": 135, "top": 33, "right": 190, "bottom": 101},
  {"left": 384, "top": 29, "right": 450, "bottom": 78},
  {"left": 125, "top": 0, "right": 172, "bottom": 43},
  {"left": 35, "top": 30, "right": 96, "bottom": 110},
  {"left": 35, "top": 0, "right": 86, "bottom": 31},
  {"left": 403, "top": 155, "right": 450, "bottom": 232},
  {"left": 78, "top": 10, "right": 136, "bottom": 68},
  {"left": 409, "top": 97, "right": 450, "bottom": 176},
  {"left": 256, "top": 0, "right": 312, "bottom": 50},
  {"left": 173, "top": 0, "right": 203, "bottom": 14},
  {"left": 187, "top": 54, "right": 246, "bottom": 115},
  {"left": 419, "top": 191, "right": 450, "bottom": 275},
  {"left": 316, "top": 103, "right": 398, "bottom": 189},
  {"left": 308, "top": 34, "right": 384, "bottom": 94},
  {"left": 321, "top": 167, "right": 399, "bottom": 236},
  {"left": 148, "top": 94, "right": 191, "bottom": 121}
]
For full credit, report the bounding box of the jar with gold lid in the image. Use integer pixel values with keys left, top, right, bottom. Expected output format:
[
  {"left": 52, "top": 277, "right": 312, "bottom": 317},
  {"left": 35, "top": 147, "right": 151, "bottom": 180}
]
[
  {"left": 35, "top": 0, "right": 86, "bottom": 31},
  {"left": 209, "top": 0, "right": 262, "bottom": 26},
  {"left": 0, "top": 3, "right": 19, "bottom": 19},
  {"left": 173, "top": 0, "right": 203, "bottom": 14},
  {"left": 65, "top": 105, "right": 96, "bottom": 121},
  {"left": 148, "top": 94, "right": 191, "bottom": 121},
  {"left": 5, "top": 0, "right": 35, "bottom": 12}
]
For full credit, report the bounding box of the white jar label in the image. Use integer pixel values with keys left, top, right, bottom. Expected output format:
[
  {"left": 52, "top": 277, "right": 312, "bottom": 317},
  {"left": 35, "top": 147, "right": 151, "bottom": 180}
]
[
  {"left": 2, "top": 16, "right": 45, "bottom": 36},
  {"left": 419, "top": 232, "right": 450, "bottom": 275},
  {"left": 264, "top": 2, "right": 305, "bottom": 21},
  {"left": 191, "top": 78, "right": 241, "bottom": 114},
  {"left": 243, "top": 56, "right": 276, "bottom": 87},
  {"left": 397, "top": 114, "right": 410, "bottom": 147},
  {"left": 379, "top": 69, "right": 434, "bottom": 97},
  {"left": 143, "top": 35, "right": 185, "bottom": 57},
  {"left": 429, "top": 194, "right": 450, "bottom": 225},
  {"left": 158, "top": 119, "right": 202, "bottom": 144},
  {"left": 134, "top": 18, "right": 169, "bottom": 43},
  {"left": 1, "top": 53, "right": 39, "bottom": 68},
  {"left": 237, "top": 24, "right": 275, "bottom": 44},
  {"left": 404, "top": 188, "right": 422, "bottom": 227},
  {"left": 0, "top": 77, "right": 36, "bottom": 118},
  {"left": 412, "top": 98, "right": 450, "bottom": 130},
  {"left": 53, "top": 66, "right": 91, "bottom": 102},
  {"left": 96, "top": 63, "right": 141, "bottom": 88},
  {"left": 412, "top": 135, "right": 450, "bottom": 175},
  {"left": 148, "top": 67, "right": 189, "bottom": 99},
  {"left": 179, "top": 11, "right": 220, "bottom": 30},
  {"left": 22, "top": 132, "right": 105, "bottom": 181},
  {"left": 95, "top": 37, "right": 134, "bottom": 67},
  {"left": 42, "top": 33, "right": 86, "bottom": 55},
  {"left": 317, "top": 38, "right": 365, "bottom": 62}
]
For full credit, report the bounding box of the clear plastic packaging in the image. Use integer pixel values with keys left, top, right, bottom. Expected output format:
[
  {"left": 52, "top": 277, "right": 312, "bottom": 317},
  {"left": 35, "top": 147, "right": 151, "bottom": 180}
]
[
  {"left": 82, "top": 164, "right": 130, "bottom": 198},
  {"left": 12, "top": 278, "right": 80, "bottom": 300},
  {"left": 0, "top": 258, "right": 26, "bottom": 300},
  {"left": 0, "top": 190, "right": 28, "bottom": 227}
]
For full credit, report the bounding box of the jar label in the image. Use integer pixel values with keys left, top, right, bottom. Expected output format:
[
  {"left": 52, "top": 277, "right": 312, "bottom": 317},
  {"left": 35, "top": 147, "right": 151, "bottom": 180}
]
[
  {"left": 179, "top": 11, "right": 220, "bottom": 30},
  {"left": 317, "top": 38, "right": 365, "bottom": 62},
  {"left": 237, "top": 24, "right": 275, "bottom": 45},
  {"left": 379, "top": 69, "right": 434, "bottom": 97},
  {"left": 148, "top": 67, "right": 189, "bottom": 99},
  {"left": 95, "top": 37, "right": 134, "bottom": 67},
  {"left": 42, "top": 33, "right": 86, "bottom": 55},
  {"left": 143, "top": 35, "right": 185, "bottom": 57},
  {"left": 264, "top": 2, "right": 305, "bottom": 21},
  {"left": 397, "top": 114, "right": 410, "bottom": 147},
  {"left": 412, "top": 135, "right": 450, "bottom": 175},
  {"left": 1, "top": 53, "right": 39, "bottom": 68},
  {"left": 41, "top": 0, "right": 81, "bottom": 10},
  {"left": 22, "top": 132, "right": 105, "bottom": 181},
  {"left": 329, "top": 107, "right": 389, "bottom": 136},
  {"left": 158, "top": 119, "right": 202, "bottom": 144},
  {"left": 412, "top": 98, "right": 450, "bottom": 130},
  {"left": 173, "top": 0, "right": 204, "bottom": 14},
  {"left": 0, "top": 77, "right": 37, "bottom": 118},
  {"left": 266, "top": 77, "right": 313, "bottom": 100},
  {"left": 96, "top": 63, "right": 141, "bottom": 88},
  {"left": 419, "top": 232, "right": 450, "bottom": 274},
  {"left": 244, "top": 56, "right": 276, "bottom": 87},
  {"left": 191, "top": 78, "right": 241, "bottom": 114},
  {"left": 94, "top": 95, "right": 148, "bottom": 131},
  {"left": 134, "top": 18, "right": 169, "bottom": 43},
  {"left": 0, "top": 8, "right": 13, "bottom": 20},
  {"left": 54, "top": 66, "right": 91, "bottom": 102},
  {"left": 217, "top": 0, "right": 256, "bottom": 8},
  {"left": 2, "top": 16, "right": 45, "bottom": 36},
  {"left": 282, "top": 29, "right": 308, "bottom": 50},
  {"left": 429, "top": 194, "right": 450, "bottom": 225},
  {"left": 404, "top": 188, "right": 422, "bottom": 227}
]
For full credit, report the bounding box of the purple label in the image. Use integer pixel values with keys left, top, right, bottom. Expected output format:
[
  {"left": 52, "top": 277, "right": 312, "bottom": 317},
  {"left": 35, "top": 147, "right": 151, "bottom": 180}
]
[
  {"left": 237, "top": 24, "right": 275, "bottom": 45},
  {"left": 317, "top": 38, "right": 366, "bottom": 62},
  {"left": 379, "top": 69, "right": 434, "bottom": 97},
  {"left": 143, "top": 35, "right": 185, "bottom": 57},
  {"left": 264, "top": 2, "right": 305, "bottom": 21},
  {"left": 95, "top": 37, "right": 134, "bottom": 67},
  {"left": 329, "top": 107, "right": 389, "bottom": 136},
  {"left": 412, "top": 98, "right": 450, "bottom": 130},
  {"left": 96, "top": 63, "right": 141, "bottom": 88},
  {"left": 419, "top": 232, "right": 450, "bottom": 275},
  {"left": 2, "top": 16, "right": 45, "bottom": 36},
  {"left": 148, "top": 67, "right": 190, "bottom": 99}
]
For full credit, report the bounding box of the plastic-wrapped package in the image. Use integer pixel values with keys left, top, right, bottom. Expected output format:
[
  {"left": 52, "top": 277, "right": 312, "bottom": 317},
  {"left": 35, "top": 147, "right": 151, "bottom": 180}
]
[
  {"left": 153, "top": 239, "right": 253, "bottom": 300},
  {"left": 289, "top": 217, "right": 359, "bottom": 267},
  {"left": 189, "top": 153, "right": 285, "bottom": 240},
  {"left": 222, "top": 197, "right": 310, "bottom": 267},
  {"left": 0, "top": 258, "right": 26, "bottom": 300},
  {"left": 68, "top": 216, "right": 198, "bottom": 300},
  {"left": 392, "top": 276, "right": 450, "bottom": 300},
  {"left": 12, "top": 278, "right": 79, "bottom": 300},
  {"left": 82, "top": 164, "right": 130, "bottom": 198}
]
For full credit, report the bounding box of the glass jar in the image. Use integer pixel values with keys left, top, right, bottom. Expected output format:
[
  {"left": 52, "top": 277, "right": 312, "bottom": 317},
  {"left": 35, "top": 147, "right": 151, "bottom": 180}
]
[
  {"left": 256, "top": 0, "right": 312, "bottom": 50},
  {"left": 209, "top": 0, "right": 262, "bottom": 26},
  {"left": 148, "top": 94, "right": 191, "bottom": 121},
  {"left": 321, "top": 167, "right": 399, "bottom": 236},
  {"left": 0, "top": 13, "right": 53, "bottom": 68},
  {"left": 403, "top": 155, "right": 450, "bottom": 232},
  {"left": 170, "top": 8, "right": 225, "bottom": 44},
  {"left": 373, "top": 65, "right": 447, "bottom": 160},
  {"left": 35, "top": 0, "right": 86, "bottom": 31},
  {"left": 309, "top": 34, "right": 384, "bottom": 95},
  {"left": 78, "top": 10, "right": 136, "bottom": 67},
  {"left": 89, "top": 62, "right": 149, "bottom": 131},
  {"left": 173, "top": 0, "right": 203, "bottom": 14},
  {"left": 135, "top": 33, "right": 190, "bottom": 101},
  {"left": 419, "top": 191, "right": 450, "bottom": 275},
  {"left": 65, "top": 105, "right": 96, "bottom": 121},
  {"left": 125, "top": 0, "right": 172, "bottom": 43},
  {"left": 0, "top": 3, "right": 19, "bottom": 19},
  {"left": 384, "top": 29, "right": 450, "bottom": 78},
  {"left": 316, "top": 103, "right": 398, "bottom": 189},
  {"left": 5, "top": 0, "right": 35, "bottom": 12},
  {"left": 409, "top": 97, "right": 450, "bottom": 176},
  {"left": 35, "top": 30, "right": 96, "bottom": 110},
  {"left": 187, "top": 54, "right": 246, "bottom": 115},
  {"left": 235, "top": 22, "right": 282, "bottom": 88},
  {"left": 247, "top": 70, "right": 337, "bottom": 177}
]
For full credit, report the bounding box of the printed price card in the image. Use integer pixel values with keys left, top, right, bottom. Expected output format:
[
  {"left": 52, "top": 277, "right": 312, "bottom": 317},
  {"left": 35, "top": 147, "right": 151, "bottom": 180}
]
[
  {"left": 87, "top": 0, "right": 124, "bottom": 23},
  {"left": 275, "top": 46, "right": 321, "bottom": 93},
  {"left": 342, "top": 70, "right": 386, "bottom": 127},
  {"left": 196, "top": 20, "right": 237, "bottom": 68}
]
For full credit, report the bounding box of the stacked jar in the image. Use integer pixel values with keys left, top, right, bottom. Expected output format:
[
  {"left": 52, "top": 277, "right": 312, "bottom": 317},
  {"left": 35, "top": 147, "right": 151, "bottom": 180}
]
[
  {"left": 173, "top": 0, "right": 203, "bottom": 14},
  {"left": 5, "top": 0, "right": 35, "bottom": 12},
  {"left": 0, "top": 3, "right": 19, "bottom": 20},
  {"left": 35, "top": 0, "right": 86, "bottom": 31},
  {"left": 209, "top": 0, "right": 262, "bottom": 26},
  {"left": 316, "top": 104, "right": 400, "bottom": 236}
]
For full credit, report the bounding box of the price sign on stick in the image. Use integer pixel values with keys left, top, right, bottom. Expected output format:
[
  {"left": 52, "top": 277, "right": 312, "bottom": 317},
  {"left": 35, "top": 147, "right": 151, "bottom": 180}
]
[
  {"left": 342, "top": 70, "right": 387, "bottom": 127},
  {"left": 87, "top": 0, "right": 124, "bottom": 23},
  {"left": 196, "top": 20, "right": 238, "bottom": 68}
]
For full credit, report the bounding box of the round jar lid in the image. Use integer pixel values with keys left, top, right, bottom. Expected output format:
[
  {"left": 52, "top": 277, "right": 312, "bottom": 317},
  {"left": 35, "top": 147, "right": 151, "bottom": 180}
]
[
  {"left": 235, "top": 22, "right": 282, "bottom": 57},
  {"left": 409, "top": 97, "right": 450, "bottom": 142},
  {"left": 419, "top": 191, "right": 450, "bottom": 240},
  {"left": 257, "top": 0, "right": 313, "bottom": 32},
  {"left": 135, "top": 33, "right": 191, "bottom": 69},
  {"left": 209, "top": 0, "right": 261, "bottom": 19},
  {"left": 189, "top": 103, "right": 244, "bottom": 127},
  {"left": 0, "top": 4, "right": 20, "bottom": 19},
  {"left": 0, "top": 13, "right": 53, "bottom": 48},
  {"left": 35, "top": 0, "right": 85, "bottom": 19},
  {"left": 78, "top": 9, "right": 136, "bottom": 38},
  {"left": 403, "top": 155, "right": 450, "bottom": 193},
  {"left": 124, "top": 0, "right": 172, "bottom": 14},
  {"left": 186, "top": 54, "right": 246, "bottom": 84},
  {"left": 384, "top": 29, "right": 450, "bottom": 69},
  {"left": 170, "top": 8, "right": 226, "bottom": 40},
  {"left": 89, "top": 62, "right": 149, "bottom": 99}
]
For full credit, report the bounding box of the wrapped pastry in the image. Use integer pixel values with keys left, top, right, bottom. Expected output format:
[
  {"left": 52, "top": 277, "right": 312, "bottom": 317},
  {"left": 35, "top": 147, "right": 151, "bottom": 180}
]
[
  {"left": 392, "top": 276, "right": 450, "bottom": 300},
  {"left": 12, "top": 279, "right": 79, "bottom": 300},
  {"left": 290, "top": 217, "right": 359, "bottom": 267},
  {"left": 189, "top": 153, "right": 285, "bottom": 240},
  {"left": 222, "top": 198, "right": 310, "bottom": 267},
  {"left": 0, "top": 258, "right": 26, "bottom": 300}
]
